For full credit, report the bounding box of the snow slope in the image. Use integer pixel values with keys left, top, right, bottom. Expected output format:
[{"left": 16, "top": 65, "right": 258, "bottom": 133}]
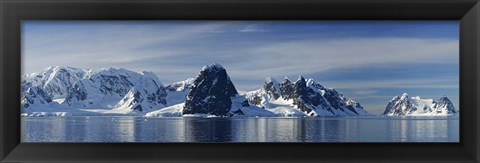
[
  {"left": 165, "top": 78, "right": 195, "bottom": 106},
  {"left": 144, "top": 103, "right": 184, "bottom": 117}
]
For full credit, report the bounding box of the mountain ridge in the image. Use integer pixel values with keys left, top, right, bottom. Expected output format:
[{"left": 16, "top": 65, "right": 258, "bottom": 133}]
[
  {"left": 21, "top": 64, "right": 457, "bottom": 117},
  {"left": 245, "top": 76, "right": 370, "bottom": 117},
  {"left": 22, "top": 66, "right": 168, "bottom": 113}
]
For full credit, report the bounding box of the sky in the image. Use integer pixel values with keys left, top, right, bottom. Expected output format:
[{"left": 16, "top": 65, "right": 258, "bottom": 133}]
[{"left": 22, "top": 21, "right": 459, "bottom": 114}]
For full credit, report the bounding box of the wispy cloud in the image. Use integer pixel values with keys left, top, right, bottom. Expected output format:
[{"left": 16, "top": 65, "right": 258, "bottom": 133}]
[
  {"left": 218, "top": 37, "right": 458, "bottom": 85},
  {"left": 22, "top": 22, "right": 231, "bottom": 74},
  {"left": 351, "top": 90, "right": 378, "bottom": 96},
  {"left": 323, "top": 78, "right": 458, "bottom": 89},
  {"left": 250, "top": 38, "right": 456, "bottom": 73},
  {"left": 239, "top": 25, "right": 271, "bottom": 33},
  {"left": 24, "top": 30, "right": 458, "bottom": 90}
]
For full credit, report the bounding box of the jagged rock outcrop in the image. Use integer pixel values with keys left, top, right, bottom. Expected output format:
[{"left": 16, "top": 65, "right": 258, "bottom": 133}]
[{"left": 246, "top": 76, "right": 370, "bottom": 116}]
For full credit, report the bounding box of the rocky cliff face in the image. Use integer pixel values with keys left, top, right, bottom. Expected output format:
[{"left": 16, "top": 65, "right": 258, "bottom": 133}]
[{"left": 182, "top": 63, "right": 239, "bottom": 116}]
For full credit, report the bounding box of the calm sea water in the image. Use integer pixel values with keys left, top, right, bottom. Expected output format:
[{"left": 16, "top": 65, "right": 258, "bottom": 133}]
[{"left": 21, "top": 116, "right": 459, "bottom": 142}]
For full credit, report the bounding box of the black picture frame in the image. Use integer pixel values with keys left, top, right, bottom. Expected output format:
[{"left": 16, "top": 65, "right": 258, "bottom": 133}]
[{"left": 1, "top": 0, "right": 479, "bottom": 162}]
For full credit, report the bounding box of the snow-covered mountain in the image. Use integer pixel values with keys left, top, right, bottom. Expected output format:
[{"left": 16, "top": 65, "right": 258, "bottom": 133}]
[
  {"left": 22, "top": 66, "right": 168, "bottom": 113},
  {"left": 245, "top": 76, "right": 370, "bottom": 117},
  {"left": 64, "top": 68, "right": 167, "bottom": 112},
  {"left": 383, "top": 93, "right": 458, "bottom": 116},
  {"left": 22, "top": 66, "right": 89, "bottom": 109},
  {"left": 23, "top": 66, "right": 91, "bottom": 99}
]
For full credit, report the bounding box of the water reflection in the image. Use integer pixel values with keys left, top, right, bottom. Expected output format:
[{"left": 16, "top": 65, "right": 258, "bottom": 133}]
[
  {"left": 22, "top": 117, "right": 67, "bottom": 142},
  {"left": 21, "top": 116, "right": 459, "bottom": 142},
  {"left": 136, "top": 117, "right": 185, "bottom": 142},
  {"left": 184, "top": 118, "right": 232, "bottom": 142}
]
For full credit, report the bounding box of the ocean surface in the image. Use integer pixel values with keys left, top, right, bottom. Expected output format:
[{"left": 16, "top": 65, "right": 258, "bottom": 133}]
[{"left": 21, "top": 116, "right": 459, "bottom": 142}]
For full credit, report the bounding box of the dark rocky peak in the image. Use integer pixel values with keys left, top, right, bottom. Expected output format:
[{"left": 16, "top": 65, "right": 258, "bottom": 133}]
[
  {"left": 293, "top": 76, "right": 308, "bottom": 96},
  {"left": 435, "top": 95, "right": 457, "bottom": 114},
  {"left": 194, "top": 63, "right": 238, "bottom": 96},
  {"left": 263, "top": 77, "right": 281, "bottom": 100},
  {"left": 437, "top": 95, "right": 451, "bottom": 104},
  {"left": 296, "top": 75, "right": 306, "bottom": 82},
  {"left": 280, "top": 77, "right": 295, "bottom": 99},
  {"left": 291, "top": 76, "right": 317, "bottom": 114},
  {"left": 281, "top": 76, "right": 292, "bottom": 85},
  {"left": 183, "top": 63, "right": 239, "bottom": 116}
]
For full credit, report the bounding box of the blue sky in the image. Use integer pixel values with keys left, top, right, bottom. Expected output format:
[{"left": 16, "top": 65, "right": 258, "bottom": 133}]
[{"left": 22, "top": 21, "right": 459, "bottom": 114}]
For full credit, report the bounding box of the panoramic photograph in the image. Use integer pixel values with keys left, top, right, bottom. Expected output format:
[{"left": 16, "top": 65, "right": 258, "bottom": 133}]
[{"left": 21, "top": 21, "right": 459, "bottom": 142}]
